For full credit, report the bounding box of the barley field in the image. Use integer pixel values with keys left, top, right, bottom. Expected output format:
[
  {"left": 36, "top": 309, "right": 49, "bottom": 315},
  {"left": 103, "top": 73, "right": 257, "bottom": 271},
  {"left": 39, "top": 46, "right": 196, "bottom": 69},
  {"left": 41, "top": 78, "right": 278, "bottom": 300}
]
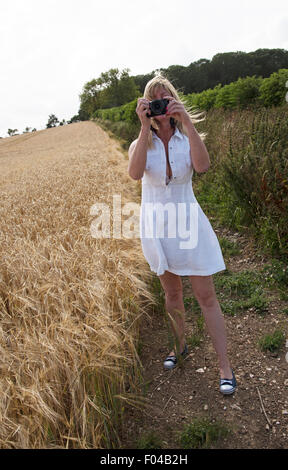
[{"left": 0, "top": 121, "right": 156, "bottom": 448}]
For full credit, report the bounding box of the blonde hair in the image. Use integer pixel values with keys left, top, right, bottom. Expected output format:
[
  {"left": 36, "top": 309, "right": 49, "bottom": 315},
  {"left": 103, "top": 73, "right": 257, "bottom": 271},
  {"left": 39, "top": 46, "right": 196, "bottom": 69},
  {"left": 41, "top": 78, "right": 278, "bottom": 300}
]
[{"left": 143, "top": 72, "right": 207, "bottom": 149}]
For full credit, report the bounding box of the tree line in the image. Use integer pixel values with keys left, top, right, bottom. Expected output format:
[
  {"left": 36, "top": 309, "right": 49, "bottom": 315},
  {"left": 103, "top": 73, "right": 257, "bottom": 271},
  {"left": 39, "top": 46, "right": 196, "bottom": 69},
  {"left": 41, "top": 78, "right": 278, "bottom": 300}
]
[
  {"left": 4, "top": 114, "right": 81, "bottom": 138},
  {"left": 78, "top": 48, "right": 288, "bottom": 119}
]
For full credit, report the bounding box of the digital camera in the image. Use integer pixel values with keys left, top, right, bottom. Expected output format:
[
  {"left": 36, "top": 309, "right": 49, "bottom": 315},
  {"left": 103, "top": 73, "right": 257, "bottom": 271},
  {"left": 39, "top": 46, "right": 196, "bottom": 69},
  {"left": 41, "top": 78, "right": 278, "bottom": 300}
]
[{"left": 146, "top": 98, "right": 169, "bottom": 118}]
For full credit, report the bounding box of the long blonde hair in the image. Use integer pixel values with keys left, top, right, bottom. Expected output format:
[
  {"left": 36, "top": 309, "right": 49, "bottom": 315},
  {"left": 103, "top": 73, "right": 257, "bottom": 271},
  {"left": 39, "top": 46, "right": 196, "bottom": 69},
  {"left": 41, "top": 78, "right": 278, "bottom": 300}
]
[{"left": 143, "top": 72, "right": 207, "bottom": 149}]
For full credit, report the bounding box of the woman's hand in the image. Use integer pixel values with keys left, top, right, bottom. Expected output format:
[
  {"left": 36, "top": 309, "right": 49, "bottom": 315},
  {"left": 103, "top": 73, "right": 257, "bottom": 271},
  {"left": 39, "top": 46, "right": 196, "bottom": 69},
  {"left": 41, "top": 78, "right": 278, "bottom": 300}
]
[
  {"left": 164, "top": 95, "right": 191, "bottom": 124},
  {"left": 136, "top": 98, "right": 151, "bottom": 129}
]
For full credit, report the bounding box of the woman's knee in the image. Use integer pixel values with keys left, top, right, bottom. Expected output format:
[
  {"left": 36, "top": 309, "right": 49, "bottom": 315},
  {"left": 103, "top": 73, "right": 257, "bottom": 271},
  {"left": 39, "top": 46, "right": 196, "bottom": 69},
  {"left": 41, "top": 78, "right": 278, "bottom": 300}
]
[
  {"left": 165, "top": 287, "right": 183, "bottom": 303},
  {"left": 189, "top": 275, "right": 217, "bottom": 308},
  {"left": 197, "top": 291, "right": 217, "bottom": 308},
  {"left": 159, "top": 271, "right": 183, "bottom": 302}
]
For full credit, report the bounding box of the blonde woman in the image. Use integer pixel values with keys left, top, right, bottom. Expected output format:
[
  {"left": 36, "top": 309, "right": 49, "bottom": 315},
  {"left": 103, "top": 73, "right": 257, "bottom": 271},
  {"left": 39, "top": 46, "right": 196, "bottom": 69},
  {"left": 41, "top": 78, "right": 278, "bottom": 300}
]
[{"left": 128, "top": 74, "right": 237, "bottom": 395}]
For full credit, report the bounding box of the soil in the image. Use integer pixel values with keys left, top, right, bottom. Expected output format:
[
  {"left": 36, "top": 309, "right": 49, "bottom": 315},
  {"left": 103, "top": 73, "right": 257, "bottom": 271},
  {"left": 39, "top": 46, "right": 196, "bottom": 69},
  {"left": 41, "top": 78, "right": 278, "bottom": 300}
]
[{"left": 119, "top": 224, "right": 288, "bottom": 449}]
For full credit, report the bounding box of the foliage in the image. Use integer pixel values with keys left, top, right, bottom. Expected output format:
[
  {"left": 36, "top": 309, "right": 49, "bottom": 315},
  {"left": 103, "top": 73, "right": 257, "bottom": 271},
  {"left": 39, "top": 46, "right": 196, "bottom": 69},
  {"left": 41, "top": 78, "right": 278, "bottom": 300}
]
[
  {"left": 219, "top": 106, "right": 288, "bottom": 256},
  {"left": 258, "top": 329, "right": 286, "bottom": 353},
  {"left": 136, "top": 431, "right": 163, "bottom": 449},
  {"left": 260, "top": 259, "right": 288, "bottom": 288},
  {"left": 46, "top": 114, "right": 59, "bottom": 128},
  {"left": 7, "top": 128, "right": 19, "bottom": 136},
  {"left": 132, "top": 48, "right": 288, "bottom": 95},
  {"left": 179, "top": 417, "right": 230, "bottom": 449},
  {"left": 259, "top": 69, "right": 288, "bottom": 107},
  {"left": 79, "top": 68, "right": 140, "bottom": 118},
  {"left": 185, "top": 71, "right": 288, "bottom": 111}
]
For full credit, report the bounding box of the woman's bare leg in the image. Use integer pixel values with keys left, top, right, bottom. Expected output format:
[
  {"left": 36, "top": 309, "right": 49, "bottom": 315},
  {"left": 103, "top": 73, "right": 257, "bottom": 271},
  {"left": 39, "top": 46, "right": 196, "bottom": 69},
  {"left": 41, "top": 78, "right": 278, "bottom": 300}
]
[
  {"left": 158, "top": 270, "right": 186, "bottom": 355},
  {"left": 189, "top": 274, "right": 233, "bottom": 379}
]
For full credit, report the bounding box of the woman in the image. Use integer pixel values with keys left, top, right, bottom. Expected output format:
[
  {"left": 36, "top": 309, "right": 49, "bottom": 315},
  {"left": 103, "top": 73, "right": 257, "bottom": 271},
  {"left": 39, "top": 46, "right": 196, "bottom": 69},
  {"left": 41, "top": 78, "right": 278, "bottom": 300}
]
[{"left": 128, "top": 74, "right": 237, "bottom": 395}]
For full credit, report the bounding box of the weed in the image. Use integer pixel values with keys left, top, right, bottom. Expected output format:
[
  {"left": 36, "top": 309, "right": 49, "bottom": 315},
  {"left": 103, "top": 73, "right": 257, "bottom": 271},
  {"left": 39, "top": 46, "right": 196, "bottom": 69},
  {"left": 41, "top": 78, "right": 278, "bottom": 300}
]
[
  {"left": 219, "top": 237, "right": 241, "bottom": 257},
  {"left": 187, "top": 334, "right": 202, "bottom": 348},
  {"left": 136, "top": 431, "right": 163, "bottom": 449},
  {"left": 258, "top": 329, "right": 286, "bottom": 353},
  {"left": 260, "top": 258, "right": 288, "bottom": 289},
  {"left": 178, "top": 416, "right": 230, "bottom": 449}
]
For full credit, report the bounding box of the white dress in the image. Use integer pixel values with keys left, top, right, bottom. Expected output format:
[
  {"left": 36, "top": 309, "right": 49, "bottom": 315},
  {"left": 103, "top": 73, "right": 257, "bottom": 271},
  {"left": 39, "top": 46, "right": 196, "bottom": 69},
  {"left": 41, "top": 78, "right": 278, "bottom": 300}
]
[{"left": 139, "top": 127, "right": 226, "bottom": 276}]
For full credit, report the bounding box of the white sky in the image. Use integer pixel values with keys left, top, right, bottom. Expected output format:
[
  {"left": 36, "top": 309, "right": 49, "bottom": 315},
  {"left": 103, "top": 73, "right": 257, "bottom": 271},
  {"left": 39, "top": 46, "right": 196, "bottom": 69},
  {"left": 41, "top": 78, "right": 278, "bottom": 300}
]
[{"left": 1, "top": 0, "right": 288, "bottom": 137}]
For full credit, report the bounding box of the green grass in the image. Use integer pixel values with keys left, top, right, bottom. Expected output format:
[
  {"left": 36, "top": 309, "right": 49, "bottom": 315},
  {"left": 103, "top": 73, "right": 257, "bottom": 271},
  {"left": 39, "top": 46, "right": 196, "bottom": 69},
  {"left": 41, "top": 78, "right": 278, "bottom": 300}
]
[
  {"left": 214, "top": 269, "right": 262, "bottom": 297},
  {"left": 178, "top": 417, "right": 231, "bottom": 449},
  {"left": 136, "top": 431, "right": 163, "bottom": 449},
  {"left": 258, "top": 329, "right": 286, "bottom": 353},
  {"left": 184, "top": 298, "right": 205, "bottom": 350},
  {"left": 214, "top": 269, "right": 270, "bottom": 316},
  {"left": 260, "top": 258, "right": 288, "bottom": 289},
  {"left": 186, "top": 333, "right": 202, "bottom": 348},
  {"left": 219, "top": 236, "right": 242, "bottom": 258}
]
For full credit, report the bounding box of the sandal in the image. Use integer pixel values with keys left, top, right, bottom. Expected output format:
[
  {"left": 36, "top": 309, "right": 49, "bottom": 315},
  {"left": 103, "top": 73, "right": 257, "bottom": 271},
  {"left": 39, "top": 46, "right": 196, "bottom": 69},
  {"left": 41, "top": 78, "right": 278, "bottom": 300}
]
[
  {"left": 163, "top": 344, "right": 188, "bottom": 370},
  {"left": 219, "top": 369, "right": 237, "bottom": 395}
]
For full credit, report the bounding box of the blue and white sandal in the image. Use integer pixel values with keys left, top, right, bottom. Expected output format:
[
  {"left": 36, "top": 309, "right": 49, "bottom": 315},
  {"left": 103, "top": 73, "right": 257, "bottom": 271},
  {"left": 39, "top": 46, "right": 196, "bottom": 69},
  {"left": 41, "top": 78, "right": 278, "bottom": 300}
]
[
  {"left": 163, "top": 344, "right": 188, "bottom": 370},
  {"left": 219, "top": 369, "right": 237, "bottom": 394}
]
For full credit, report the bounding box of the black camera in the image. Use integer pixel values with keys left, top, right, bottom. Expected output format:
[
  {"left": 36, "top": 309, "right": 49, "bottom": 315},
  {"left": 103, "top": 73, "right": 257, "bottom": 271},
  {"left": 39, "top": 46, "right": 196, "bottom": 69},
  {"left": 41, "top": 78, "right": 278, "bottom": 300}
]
[{"left": 146, "top": 98, "right": 169, "bottom": 118}]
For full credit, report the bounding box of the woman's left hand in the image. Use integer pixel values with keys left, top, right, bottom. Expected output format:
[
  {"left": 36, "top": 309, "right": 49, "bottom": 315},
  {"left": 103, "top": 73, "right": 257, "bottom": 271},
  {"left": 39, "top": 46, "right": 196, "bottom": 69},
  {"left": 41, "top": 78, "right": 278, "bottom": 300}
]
[{"left": 163, "top": 95, "right": 190, "bottom": 124}]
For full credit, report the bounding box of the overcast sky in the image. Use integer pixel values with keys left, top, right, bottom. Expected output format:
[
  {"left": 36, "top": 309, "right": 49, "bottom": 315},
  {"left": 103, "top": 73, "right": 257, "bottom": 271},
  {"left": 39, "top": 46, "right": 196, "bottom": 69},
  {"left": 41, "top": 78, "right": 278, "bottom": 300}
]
[{"left": 1, "top": 0, "right": 288, "bottom": 137}]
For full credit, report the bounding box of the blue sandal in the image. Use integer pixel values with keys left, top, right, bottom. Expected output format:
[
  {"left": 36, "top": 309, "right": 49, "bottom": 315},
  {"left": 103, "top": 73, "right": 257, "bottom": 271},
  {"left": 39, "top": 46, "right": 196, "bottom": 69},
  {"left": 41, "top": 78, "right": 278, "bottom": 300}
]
[
  {"left": 219, "top": 369, "right": 237, "bottom": 394},
  {"left": 163, "top": 344, "right": 188, "bottom": 370}
]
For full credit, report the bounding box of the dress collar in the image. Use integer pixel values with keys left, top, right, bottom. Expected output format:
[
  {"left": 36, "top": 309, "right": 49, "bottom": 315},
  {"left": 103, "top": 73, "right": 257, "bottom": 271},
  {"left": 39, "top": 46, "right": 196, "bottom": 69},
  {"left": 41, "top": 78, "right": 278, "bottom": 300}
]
[{"left": 151, "top": 126, "right": 184, "bottom": 141}]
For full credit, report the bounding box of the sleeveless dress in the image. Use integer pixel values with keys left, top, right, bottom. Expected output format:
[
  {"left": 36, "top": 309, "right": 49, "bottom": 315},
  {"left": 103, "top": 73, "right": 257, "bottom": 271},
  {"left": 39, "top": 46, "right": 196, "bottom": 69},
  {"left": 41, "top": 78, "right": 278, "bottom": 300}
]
[{"left": 139, "top": 127, "right": 226, "bottom": 276}]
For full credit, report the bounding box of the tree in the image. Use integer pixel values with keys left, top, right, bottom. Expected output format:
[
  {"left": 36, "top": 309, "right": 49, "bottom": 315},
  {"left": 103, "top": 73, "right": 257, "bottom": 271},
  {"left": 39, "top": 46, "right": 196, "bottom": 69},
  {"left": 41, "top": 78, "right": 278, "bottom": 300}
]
[
  {"left": 46, "top": 114, "right": 59, "bottom": 128},
  {"left": 79, "top": 68, "right": 140, "bottom": 117},
  {"left": 259, "top": 68, "right": 288, "bottom": 106},
  {"left": 7, "top": 129, "right": 18, "bottom": 136},
  {"left": 67, "top": 115, "right": 80, "bottom": 124}
]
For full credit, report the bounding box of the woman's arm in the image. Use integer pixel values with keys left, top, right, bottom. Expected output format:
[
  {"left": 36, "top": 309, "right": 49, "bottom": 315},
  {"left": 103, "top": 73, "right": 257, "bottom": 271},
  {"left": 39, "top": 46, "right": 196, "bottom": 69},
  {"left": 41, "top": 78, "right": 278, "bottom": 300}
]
[
  {"left": 128, "top": 125, "right": 150, "bottom": 180},
  {"left": 128, "top": 98, "right": 152, "bottom": 180}
]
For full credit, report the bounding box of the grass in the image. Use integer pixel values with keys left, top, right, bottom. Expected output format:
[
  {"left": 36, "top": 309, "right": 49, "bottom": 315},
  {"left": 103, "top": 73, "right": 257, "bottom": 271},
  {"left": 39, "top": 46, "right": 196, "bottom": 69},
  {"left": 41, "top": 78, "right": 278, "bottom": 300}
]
[
  {"left": 178, "top": 416, "right": 231, "bottom": 449},
  {"left": 214, "top": 269, "right": 270, "bottom": 316},
  {"left": 219, "top": 236, "right": 241, "bottom": 258},
  {"left": 260, "top": 258, "right": 288, "bottom": 290},
  {"left": 136, "top": 431, "right": 163, "bottom": 449},
  {"left": 148, "top": 274, "right": 166, "bottom": 316},
  {"left": 0, "top": 122, "right": 156, "bottom": 449},
  {"left": 258, "top": 329, "right": 286, "bottom": 353}
]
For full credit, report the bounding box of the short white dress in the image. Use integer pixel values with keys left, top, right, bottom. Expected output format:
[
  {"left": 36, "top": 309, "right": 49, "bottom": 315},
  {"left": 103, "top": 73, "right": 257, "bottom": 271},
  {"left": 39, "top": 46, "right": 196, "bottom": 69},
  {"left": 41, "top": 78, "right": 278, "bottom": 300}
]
[{"left": 139, "top": 126, "right": 226, "bottom": 276}]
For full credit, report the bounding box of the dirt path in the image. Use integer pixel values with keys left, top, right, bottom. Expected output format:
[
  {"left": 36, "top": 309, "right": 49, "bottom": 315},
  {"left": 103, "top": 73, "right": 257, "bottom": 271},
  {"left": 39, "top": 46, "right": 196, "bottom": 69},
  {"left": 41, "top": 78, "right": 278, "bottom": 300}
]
[
  {"left": 118, "top": 203, "right": 288, "bottom": 447},
  {"left": 119, "top": 224, "right": 288, "bottom": 449}
]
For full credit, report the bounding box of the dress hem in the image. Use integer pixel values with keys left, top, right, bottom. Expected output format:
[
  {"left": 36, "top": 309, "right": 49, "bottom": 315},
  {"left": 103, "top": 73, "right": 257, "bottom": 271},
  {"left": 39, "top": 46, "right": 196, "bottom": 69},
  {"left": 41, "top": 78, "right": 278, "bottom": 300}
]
[{"left": 150, "top": 265, "right": 227, "bottom": 277}]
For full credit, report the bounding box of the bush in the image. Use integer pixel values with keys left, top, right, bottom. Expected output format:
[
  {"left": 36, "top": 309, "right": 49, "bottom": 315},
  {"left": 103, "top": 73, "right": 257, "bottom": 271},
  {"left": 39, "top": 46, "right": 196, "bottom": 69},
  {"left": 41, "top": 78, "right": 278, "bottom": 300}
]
[{"left": 258, "top": 329, "right": 286, "bottom": 353}]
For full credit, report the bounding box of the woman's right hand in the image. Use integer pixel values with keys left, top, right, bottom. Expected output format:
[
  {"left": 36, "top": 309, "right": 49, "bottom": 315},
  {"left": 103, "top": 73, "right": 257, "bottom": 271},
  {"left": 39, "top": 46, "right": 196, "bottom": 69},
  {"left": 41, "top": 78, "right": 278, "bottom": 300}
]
[{"left": 136, "top": 98, "right": 151, "bottom": 129}]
